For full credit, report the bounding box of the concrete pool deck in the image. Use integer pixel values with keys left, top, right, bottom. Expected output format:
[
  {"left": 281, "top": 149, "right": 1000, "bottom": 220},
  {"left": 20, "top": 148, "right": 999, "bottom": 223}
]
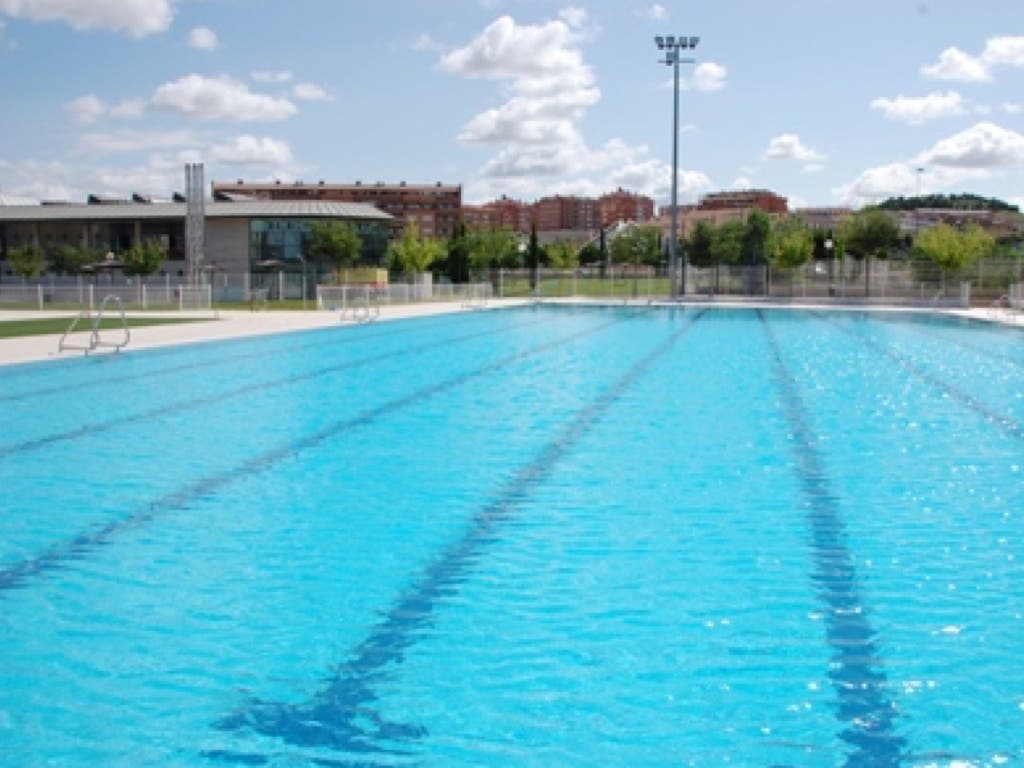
[{"left": 0, "top": 299, "right": 1019, "bottom": 368}]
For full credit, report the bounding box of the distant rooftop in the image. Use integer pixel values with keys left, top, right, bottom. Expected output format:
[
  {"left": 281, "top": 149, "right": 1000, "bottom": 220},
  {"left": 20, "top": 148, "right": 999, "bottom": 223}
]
[{"left": 0, "top": 199, "right": 394, "bottom": 222}]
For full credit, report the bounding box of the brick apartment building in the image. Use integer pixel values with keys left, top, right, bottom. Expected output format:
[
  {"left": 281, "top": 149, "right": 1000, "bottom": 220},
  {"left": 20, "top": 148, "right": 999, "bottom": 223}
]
[
  {"left": 598, "top": 188, "right": 656, "bottom": 227},
  {"left": 697, "top": 189, "right": 787, "bottom": 214},
  {"left": 463, "top": 189, "right": 655, "bottom": 235},
  {"left": 211, "top": 180, "right": 462, "bottom": 239}
]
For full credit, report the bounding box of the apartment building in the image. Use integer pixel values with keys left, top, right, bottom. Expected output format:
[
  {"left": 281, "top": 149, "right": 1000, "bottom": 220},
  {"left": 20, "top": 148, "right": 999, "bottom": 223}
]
[{"left": 598, "top": 188, "right": 656, "bottom": 227}]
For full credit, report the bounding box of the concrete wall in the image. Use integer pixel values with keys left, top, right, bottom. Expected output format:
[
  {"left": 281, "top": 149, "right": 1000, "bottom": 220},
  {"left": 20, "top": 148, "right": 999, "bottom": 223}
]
[{"left": 206, "top": 218, "right": 249, "bottom": 273}]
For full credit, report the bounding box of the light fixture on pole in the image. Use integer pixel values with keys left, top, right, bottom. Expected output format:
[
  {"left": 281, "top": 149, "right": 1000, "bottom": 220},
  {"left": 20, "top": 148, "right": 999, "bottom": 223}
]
[{"left": 655, "top": 34, "right": 699, "bottom": 299}]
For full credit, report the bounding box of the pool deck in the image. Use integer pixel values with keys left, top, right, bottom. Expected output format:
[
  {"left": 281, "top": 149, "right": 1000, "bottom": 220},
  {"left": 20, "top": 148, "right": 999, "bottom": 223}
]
[{"left": 0, "top": 299, "right": 1019, "bottom": 368}]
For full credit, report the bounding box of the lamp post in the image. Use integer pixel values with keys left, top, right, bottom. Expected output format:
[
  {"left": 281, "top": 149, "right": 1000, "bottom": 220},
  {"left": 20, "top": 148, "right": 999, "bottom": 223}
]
[{"left": 655, "top": 34, "right": 699, "bottom": 300}]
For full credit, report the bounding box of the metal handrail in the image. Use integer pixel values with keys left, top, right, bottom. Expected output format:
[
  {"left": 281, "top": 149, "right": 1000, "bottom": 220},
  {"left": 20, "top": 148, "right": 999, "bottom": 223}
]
[{"left": 58, "top": 294, "right": 130, "bottom": 354}]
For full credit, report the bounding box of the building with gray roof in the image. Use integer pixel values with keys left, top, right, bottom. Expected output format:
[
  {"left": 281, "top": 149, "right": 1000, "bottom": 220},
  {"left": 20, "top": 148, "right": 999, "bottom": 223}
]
[{"left": 0, "top": 199, "right": 395, "bottom": 281}]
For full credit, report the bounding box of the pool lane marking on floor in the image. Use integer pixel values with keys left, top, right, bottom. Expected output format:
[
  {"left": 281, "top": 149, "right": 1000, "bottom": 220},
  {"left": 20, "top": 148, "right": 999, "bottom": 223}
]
[
  {"left": 818, "top": 312, "right": 1024, "bottom": 442},
  {"left": 207, "top": 308, "right": 706, "bottom": 763},
  {"left": 758, "top": 310, "right": 906, "bottom": 768},
  {"left": 874, "top": 314, "right": 1024, "bottom": 370},
  {"left": 0, "top": 309, "right": 518, "bottom": 405},
  {"left": 0, "top": 312, "right": 557, "bottom": 460},
  {"left": 0, "top": 311, "right": 646, "bottom": 593}
]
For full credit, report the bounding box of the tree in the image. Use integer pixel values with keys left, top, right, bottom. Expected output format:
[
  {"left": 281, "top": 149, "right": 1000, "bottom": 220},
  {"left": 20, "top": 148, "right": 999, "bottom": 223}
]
[
  {"left": 742, "top": 208, "right": 771, "bottom": 265},
  {"left": 687, "top": 220, "right": 714, "bottom": 267},
  {"left": 578, "top": 241, "right": 602, "bottom": 265},
  {"left": 838, "top": 207, "right": 901, "bottom": 296},
  {"left": 526, "top": 223, "right": 541, "bottom": 288},
  {"left": 708, "top": 218, "right": 745, "bottom": 265},
  {"left": 446, "top": 219, "right": 471, "bottom": 283},
  {"left": 913, "top": 222, "right": 994, "bottom": 274},
  {"left": 546, "top": 240, "right": 580, "bottom": 269},
  {"left": 766, "top": 217, "right": 814, "bottom": 268},
  {"left": 306, "top": 220, "right": 362, "bottom": 281},
  {"left": 386, "top": 221, "right": 445, "bottom": 275},
  {"left": 837, "top": 208, "right": 900, "bottom": 261},
  {"left": 609, "top": 225, "right": 661, "bottom": 266},
  {"left": 7, "top": 244, "right": 46, "bottom": 278},
  {"left": 49, "top": 243, "right": 96, "bottom": 275},
  {"left": 121, "top": 239, "right": 166, "bottom": 277},
  {"left": 465, "top": 226, "right": 519, "bottom": 274}
]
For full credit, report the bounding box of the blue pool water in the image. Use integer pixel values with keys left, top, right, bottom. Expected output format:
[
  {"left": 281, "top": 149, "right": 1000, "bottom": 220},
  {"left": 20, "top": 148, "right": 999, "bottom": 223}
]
[{"left": 1, "top": 305, "right": 1022, "bottom": 766}]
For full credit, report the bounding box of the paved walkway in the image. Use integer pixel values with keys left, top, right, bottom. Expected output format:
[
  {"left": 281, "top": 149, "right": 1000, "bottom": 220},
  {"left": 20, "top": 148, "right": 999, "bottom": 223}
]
[
  {"left": 0, "top": 302, "right": 524, "bottom": 367},
  {"left": 0, "top": 299, "right": 1018, "bottom": 368}
]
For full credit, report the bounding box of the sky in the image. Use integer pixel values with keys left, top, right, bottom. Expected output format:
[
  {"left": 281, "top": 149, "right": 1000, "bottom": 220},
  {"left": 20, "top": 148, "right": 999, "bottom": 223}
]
[{"left": 0, "top": 0, "right": 1022, "bottom": 210}]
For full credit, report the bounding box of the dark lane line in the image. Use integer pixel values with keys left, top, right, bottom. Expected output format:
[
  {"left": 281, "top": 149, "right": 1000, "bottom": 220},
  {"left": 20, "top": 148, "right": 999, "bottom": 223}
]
[
  {"left": 206, "top": 308, "right": 706, "bottom": 764},
  {"left": 818, "top": 313, "right": 1024, "bottom": 442},
  {"left": 875, "top": 314, "right": 1024, "bottom": 370},
  {"left": 0, "top": 312, "right": 638, "bottom": 594},
  {"left": 759, "top": 311, "right": 905, "bottom": 767},
  {"left": 0, "top": 313, "right": 554, "bottom": 460},
  {"left": 0, "top": 311, "right": 497, "bottom": 405}
]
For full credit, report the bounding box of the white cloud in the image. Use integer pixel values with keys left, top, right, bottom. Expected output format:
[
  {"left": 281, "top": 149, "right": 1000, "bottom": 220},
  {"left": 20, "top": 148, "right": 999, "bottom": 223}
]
[
  {"left": 643, "top": 4, "right": 667, "bottom": 20},
  {"left": 980, "top": 36, "right": 1024, "bottom": 68},
  {"left": 921, "top": 46, "right": 990, "bottom": 82},
  {"left": 1003, "top": 101, "right": 1023, "bottom": 115},
  {"left": 151, "top": 74, "right": 297, "bottom": 121},
  {"left": 440, "top": 12, "right": 599, "bottom": 164},
  {"left": 917, "top": 121, "right": 1024, "bottom": 168},
  {"left": 292, "top": 82, "right": 331, "bottom": 101},
  {"left": 869, "top": 90, "right": 966, "bottom": 124},
  {"left": 763, "top": 133, "right": 825, "bottom": 163},
  {"left": 446, "top": 10, "right": 712, "bottom": 204},
  {"left": 685, "top": 62, "right": 727, "bottom": 92},
  {"left": 251, "top": 69, "right": 292, "bottom": 83},
  {"left": 412, "top": 32, "right": 445, "bottom": 53},
  {"left": 109, "top": 98, "right": 146, "bottom": 118},
  {"left": 922, "top": 35, "right": 1024, "bottom": 82},
  {"left": 730, "top": 176, "right": 753, "bottom": 189},
  {"left": 803, "top": 163, "right": 824, "bottom": 174},
  {"left": 79, "top": 128, "right": 202, "bottom": 154},
  {"left": 0, "top": 0, "right": 174, "bottom": 37},
  {"left": 187, "top": 25, "right": 218, "bottom": 51},
  {"left": 558, "top": 7, "right": 587, "bottom": 29},
  {"left": 834, "top": 162, "right": 990, "bottom": 207},
  {"left": 64, "top": 94, "right": 105, "bottom": 124},
  {"left": 211, "top": 135, "right": 293, "bottom": 166},
  {"left": 833, "top": 123, "right": 1023, "bottom": 206}
]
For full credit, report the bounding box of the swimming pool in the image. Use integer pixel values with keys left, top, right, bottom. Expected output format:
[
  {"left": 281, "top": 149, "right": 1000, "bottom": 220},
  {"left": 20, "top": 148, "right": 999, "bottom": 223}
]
[{"left": 1, "top": 305, "right": 1021, "bottom": 766}]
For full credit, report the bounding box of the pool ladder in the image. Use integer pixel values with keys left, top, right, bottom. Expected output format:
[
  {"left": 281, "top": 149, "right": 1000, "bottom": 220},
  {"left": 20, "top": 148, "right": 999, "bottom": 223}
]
[{"left": 58, "top": 294, "right": 131, "bottom": 355}]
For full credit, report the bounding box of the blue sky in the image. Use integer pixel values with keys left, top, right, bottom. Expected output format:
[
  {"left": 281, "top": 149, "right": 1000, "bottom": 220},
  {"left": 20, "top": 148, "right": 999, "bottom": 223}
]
[{"left": 1, "top": 0, "right": 1022, "bottom": 209}]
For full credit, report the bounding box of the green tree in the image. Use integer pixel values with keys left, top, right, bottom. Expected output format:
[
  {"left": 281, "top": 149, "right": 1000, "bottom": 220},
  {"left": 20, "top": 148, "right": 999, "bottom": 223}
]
[
  {"left": 306, "top": 220, "right": 362, "bottom": 281},
  {"left": 7, "top": 244, "right": 46, "bottom": 278},
  {"left": 526, "top": 223, "right": 541, "bottom": 288},
  {"left": 49, "top": 243, "right": 96, "bottom": 275},
  {"left": 610, "top": 225, "right": 661, "bottom": 266},
  {"left": 386, "top": 221, "right": 445, "bottom": 275},
  {"left": 837, "top": 208, "right": 900, "bottom": 260},
  {"left": 687, "top": 220, "right": 715, "bottom": 267},
  {"left": 121, "top": 239, "right": 166, "bottom": 276},
  {"left": 465, "top": 226, "right": 519, "bottom": 274},
  {"left": 766, "top": 217, "right": 814, "bottom": 268},
  {"left": 837, "top": 207, "right": 900, "bottom": 296},
  {"left": 913, "top": 222, "right": 994, "bottom": 273},
  {"left": 708, "top": 218, "right": 746, "bottom": 265},
  {"left": 578, "top": 241, "right": 602, "bottom": 265},
  {"left": 742, "top": 208, "right": 771, "bottom": 265},
  {"left": 546, "top": 240, "right": 580, "bottom": 269},
  {"left": 446, "top": 219, "right": 471, "bottom": 283}
]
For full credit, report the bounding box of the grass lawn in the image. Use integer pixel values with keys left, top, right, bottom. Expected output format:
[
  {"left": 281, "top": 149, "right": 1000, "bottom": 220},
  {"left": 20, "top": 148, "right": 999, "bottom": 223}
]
[{"left": 0, "top": 316, "right": 212, "bottom": 339}]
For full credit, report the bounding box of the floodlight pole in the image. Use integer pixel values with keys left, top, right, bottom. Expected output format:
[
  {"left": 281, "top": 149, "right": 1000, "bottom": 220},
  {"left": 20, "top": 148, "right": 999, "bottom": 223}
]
[{"left": 656, "top": 35, "right": 698, "bottom": 299}]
